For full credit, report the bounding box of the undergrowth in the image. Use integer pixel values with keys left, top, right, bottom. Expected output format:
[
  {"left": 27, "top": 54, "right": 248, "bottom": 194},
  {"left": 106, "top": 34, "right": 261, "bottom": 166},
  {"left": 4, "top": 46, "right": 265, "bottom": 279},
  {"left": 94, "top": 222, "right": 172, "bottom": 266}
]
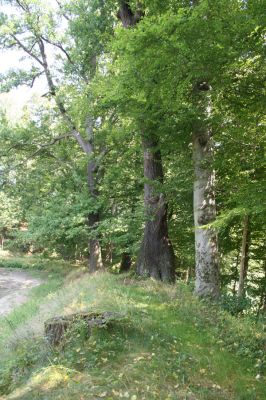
[{"left": 0, "top": 261, "right": 265, "bottom": 400}]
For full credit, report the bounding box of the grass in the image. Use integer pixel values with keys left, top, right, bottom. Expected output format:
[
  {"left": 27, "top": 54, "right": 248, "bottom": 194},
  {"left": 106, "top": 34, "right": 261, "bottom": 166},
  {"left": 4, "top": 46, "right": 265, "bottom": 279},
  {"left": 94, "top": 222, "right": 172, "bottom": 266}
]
[{"left": 0, "top": 257, "right": 265, "bottom": 400}]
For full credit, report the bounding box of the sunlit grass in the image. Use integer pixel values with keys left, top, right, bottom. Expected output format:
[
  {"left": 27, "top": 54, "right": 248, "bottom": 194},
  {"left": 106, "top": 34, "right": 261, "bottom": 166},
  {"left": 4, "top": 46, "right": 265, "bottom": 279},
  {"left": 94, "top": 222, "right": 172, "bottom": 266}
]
[{"left": 0, "top": 259, "right": 265, "bottom": 399}]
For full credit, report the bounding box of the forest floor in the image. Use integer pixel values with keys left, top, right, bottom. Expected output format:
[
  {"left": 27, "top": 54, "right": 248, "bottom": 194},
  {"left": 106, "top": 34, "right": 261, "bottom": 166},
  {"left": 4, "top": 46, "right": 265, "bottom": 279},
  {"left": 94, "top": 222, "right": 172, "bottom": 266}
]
[
  {"left": 0, "top": 268, "right": 42, "bottom": 316},
  {"left": 0, "top": 255, "right": 265, "bottom": 400}
]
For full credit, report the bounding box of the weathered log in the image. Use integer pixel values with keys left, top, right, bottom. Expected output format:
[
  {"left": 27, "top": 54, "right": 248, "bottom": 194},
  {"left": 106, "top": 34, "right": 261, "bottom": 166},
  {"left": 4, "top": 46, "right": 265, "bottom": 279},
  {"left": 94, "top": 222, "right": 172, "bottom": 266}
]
[{"left": 44, "top": 311, "right": 124, "bottom": 346}]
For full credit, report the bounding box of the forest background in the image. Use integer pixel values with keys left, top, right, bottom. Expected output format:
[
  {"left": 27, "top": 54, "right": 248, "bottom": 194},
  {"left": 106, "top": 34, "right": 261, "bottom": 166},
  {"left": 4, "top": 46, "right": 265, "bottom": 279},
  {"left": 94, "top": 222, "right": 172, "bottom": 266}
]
[{"left": 0, "top": 0, "right": 265, "bottom": 313}]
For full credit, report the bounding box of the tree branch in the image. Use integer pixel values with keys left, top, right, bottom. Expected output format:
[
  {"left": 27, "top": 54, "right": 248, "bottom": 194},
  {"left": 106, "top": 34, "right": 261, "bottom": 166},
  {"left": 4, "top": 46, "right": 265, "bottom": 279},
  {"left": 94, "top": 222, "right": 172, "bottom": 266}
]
[
  {"left": 55, "top": 0, "right": 72, "bottom": 22},
  {"left": 41, "top": 36, "right": 73, "bottom": 64},
  {"left": 37, "top": 38, "right": 91, "bottom": 154},
  {"left": 10, "top": 34, "right": 44, "bottom": 67},
  {"left": 72, "top": 130, "right": 90, "bottom": 154},
  {"left": 0, "top": 134, "right": 71, "bottom": 158},
  {"left": 38, "top": 39, "right": 56, "bottom": 95},
  {"left": 31, "top": 134, "right": 71, "bottom": 149},
  {"left": 30, "top": 70, "right": 45, "bottom": 87},
  {"left": 14, "top": 0, "right": 29, "bottom": 13}
]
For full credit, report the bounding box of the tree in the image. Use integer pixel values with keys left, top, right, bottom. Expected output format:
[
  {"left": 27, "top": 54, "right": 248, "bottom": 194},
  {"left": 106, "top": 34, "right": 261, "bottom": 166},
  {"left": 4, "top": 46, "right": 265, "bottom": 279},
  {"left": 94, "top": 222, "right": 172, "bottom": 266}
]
[
  {"left": 0, "top": 0, "right": 113, "bottom": 271},
  {"left": 237, "top": 215, "right": 250, "bottom": 298},
  {"left": 116, "top": 0, "right": 176, "bottom": 282},
  {"left": 0, "top": 0, "right": 264, "bottom": 308}
]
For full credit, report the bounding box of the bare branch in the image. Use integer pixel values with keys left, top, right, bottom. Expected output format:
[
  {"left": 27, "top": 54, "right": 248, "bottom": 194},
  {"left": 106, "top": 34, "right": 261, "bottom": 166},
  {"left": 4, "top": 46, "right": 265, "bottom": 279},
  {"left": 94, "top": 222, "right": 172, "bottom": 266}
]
[
  {"left": 37, "top": 39, "right": 92, "bottom": 154},
  {"left": 31, "top": 134, "right": 71, "bottom": 149},
  {"left": 55, "top": 0, "right": 72, "bottom": 22},
  {"left": 41, "top": 36, "right": 73, "bottom": 64},
  {"left": 30, "top": 70, "right": 45, "bottom": 87},
  {"left": 28, "top": 40, "right": 38, "bottom": 54},
  {"left": 38, "top": 38, "right": 56, "bottom": 94},
  {"left": 41, "top": 91, "right": 50, "bottom": 98},
  {"left": 10, "top": 34, "right": 44, "bottom": 67},
  {"left": 14, "top": 0, "right": 29, "bottom": 12},
  {"left": 3, "top": 1, "right": 92, "bottom": 159}
]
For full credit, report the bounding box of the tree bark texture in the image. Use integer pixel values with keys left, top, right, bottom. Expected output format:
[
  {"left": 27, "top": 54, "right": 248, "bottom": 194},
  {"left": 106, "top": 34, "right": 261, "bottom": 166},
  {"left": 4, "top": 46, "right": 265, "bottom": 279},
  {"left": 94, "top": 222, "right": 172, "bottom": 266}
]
[
  {"left": 237, "top": 215, "right": 250, "bottom": 297},
  {"left": 117, "top": 1, "right": 143, "bottom": 28},
  {"left": 193, "top": 131, "right": 219, "bottom": 298},
  {"left": 118, "top": 1, "right": 175, "bottom": 282},
  {"left": 45, "top": 312, "right": 124, "bottom": 346},
  {"left": 136, "top": 136, "right": 175, "bottom": 282}
]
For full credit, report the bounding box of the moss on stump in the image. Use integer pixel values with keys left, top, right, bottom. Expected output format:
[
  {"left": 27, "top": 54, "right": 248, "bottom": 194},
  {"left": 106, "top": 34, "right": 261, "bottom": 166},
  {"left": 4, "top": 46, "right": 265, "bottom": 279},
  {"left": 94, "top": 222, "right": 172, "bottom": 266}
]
[{"left": 44, "top": 311, "right": 124, "bottom": 346}]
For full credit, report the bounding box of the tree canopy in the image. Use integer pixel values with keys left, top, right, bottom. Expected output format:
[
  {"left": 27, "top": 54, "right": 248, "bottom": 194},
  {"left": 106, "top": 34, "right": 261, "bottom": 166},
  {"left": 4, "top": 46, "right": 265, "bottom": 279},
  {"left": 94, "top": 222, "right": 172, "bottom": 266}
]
[{"left": 0, "top": 0, "right": 265, "bottom": 310}]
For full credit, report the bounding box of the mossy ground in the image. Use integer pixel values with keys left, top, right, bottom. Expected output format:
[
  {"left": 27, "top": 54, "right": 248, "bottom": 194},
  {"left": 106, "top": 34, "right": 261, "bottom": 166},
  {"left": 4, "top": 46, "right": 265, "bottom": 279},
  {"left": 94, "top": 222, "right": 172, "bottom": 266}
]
[{"left": 0, "top": 256, "right": 265, "bottom": 400}]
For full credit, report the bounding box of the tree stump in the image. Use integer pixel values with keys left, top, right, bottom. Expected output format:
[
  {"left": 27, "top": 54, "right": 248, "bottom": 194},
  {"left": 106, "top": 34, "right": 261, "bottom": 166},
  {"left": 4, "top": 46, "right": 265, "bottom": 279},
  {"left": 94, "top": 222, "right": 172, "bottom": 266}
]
[{"left": 44, "top": 311, "right": 124, "bottom": 346}]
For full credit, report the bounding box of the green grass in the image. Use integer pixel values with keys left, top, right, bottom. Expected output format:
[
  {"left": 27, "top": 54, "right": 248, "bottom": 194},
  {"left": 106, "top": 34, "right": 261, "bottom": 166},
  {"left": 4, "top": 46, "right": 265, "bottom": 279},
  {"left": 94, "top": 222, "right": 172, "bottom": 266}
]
[{"left": 0, "top": 259, "right": 265, "bottom": 400}]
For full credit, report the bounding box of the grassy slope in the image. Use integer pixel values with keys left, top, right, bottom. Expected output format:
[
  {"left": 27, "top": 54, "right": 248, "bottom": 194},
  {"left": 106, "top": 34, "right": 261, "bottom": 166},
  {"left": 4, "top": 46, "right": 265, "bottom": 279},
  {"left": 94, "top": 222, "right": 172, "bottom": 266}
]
[{"left": 0, "top": 259, "right": 265, "bottom": 400}]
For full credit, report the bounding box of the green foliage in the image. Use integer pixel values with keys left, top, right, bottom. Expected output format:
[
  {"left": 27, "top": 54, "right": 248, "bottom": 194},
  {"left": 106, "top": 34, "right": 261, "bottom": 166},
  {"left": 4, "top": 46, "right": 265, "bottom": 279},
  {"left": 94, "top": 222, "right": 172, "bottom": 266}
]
[
  {"left": 0, "top": 0, "right": 265, "bottom": 310},
  {"left": 0, "top": 257, "right": 49, "bottom": 270},
  {"left": 220, "top": 294, "right": 253, "bottom": 316}
]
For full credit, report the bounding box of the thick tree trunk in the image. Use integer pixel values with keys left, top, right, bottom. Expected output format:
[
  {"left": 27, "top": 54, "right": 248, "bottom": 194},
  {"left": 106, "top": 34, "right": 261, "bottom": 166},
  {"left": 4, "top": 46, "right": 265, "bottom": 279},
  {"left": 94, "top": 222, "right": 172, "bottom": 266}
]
[
  {"left": 237, "top": 215, "right": 250, "bottom": 297},
  {"left": 193, "top": 131, "right": 219, "bottom": 298},
  {"left": 118, "top": 2, "right": 175, "bottom": 282},
  {"left": 136, "top": 136, "right": 175, "bottom": 282},
  {"left": 117, "top": 1, "right": 143, "bottom": 28}
]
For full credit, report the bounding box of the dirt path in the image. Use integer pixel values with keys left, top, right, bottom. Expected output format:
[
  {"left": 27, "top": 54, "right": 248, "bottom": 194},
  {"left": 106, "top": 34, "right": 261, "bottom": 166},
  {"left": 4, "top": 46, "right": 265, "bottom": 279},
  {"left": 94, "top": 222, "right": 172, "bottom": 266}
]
[{"left": 0, "top": 268, "right": 42, "bottom": 316}]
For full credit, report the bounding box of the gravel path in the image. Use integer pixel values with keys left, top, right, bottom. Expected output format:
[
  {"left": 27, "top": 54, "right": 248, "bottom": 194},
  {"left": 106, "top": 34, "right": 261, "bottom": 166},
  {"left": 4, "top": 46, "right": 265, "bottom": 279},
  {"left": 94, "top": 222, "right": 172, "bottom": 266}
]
[{"left": 0, "top": 268, "right": 42, "bottom": 316}]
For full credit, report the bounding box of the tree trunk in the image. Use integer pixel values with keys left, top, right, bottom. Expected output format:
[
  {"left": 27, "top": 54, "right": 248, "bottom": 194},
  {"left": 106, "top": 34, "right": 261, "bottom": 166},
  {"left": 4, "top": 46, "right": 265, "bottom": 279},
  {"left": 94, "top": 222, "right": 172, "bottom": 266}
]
[
  {"left": 232, "top": 250, "right": 240, "bottom": 295},
  {"left": 237, "top": 215, "right": 250, "bottom": 297},
  {"left": 88, "top": 213, "right": 103, "bottom": 273},
  {"left": 136, "top": 136, "right": 175, "bottom": 282},
  {"left": 117, "top": 1, "right": 143, "bottom": 28},
  {"left": 38, "top": 38, "right": 104, "bottom": 272},
  {"left": 120, "top": 252, "right": 132, "bottom": 273},
  {"left": 261, "top": 263, "right": 266, "bottom": 314},
  {"left": 118, "top": 2, "right": 175, "bottom": 282},
  {"left": 193, "top": 131, "right": 219, "bottom": 298},
  {"left": 86, "top": 119, "right": 103, "bottom": 273}
]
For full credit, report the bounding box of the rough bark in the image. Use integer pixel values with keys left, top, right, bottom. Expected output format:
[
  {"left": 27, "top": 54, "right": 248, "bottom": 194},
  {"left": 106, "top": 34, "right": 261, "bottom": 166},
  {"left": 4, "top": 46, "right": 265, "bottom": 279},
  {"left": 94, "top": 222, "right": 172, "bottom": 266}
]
[
  {"left": 117, "top": 1, "right": 143, "bottom": 28},
  {"left": 118, "top": 1, "right": 175, "bottom": 282},
  {"left": 237, "top": 215, "right": 250, "bottom": 297},
  {"left": 44, "top": 312, "right": 124, "bottom": 346},
  {"left": 193, "top": 130, "right": 220, "bottom": 298},
  {"left": 136, "top": 136, "right": 175, "bottom": 282},
  {"left": 88, "top": 213, "right": 103, "bottom": 272}
]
